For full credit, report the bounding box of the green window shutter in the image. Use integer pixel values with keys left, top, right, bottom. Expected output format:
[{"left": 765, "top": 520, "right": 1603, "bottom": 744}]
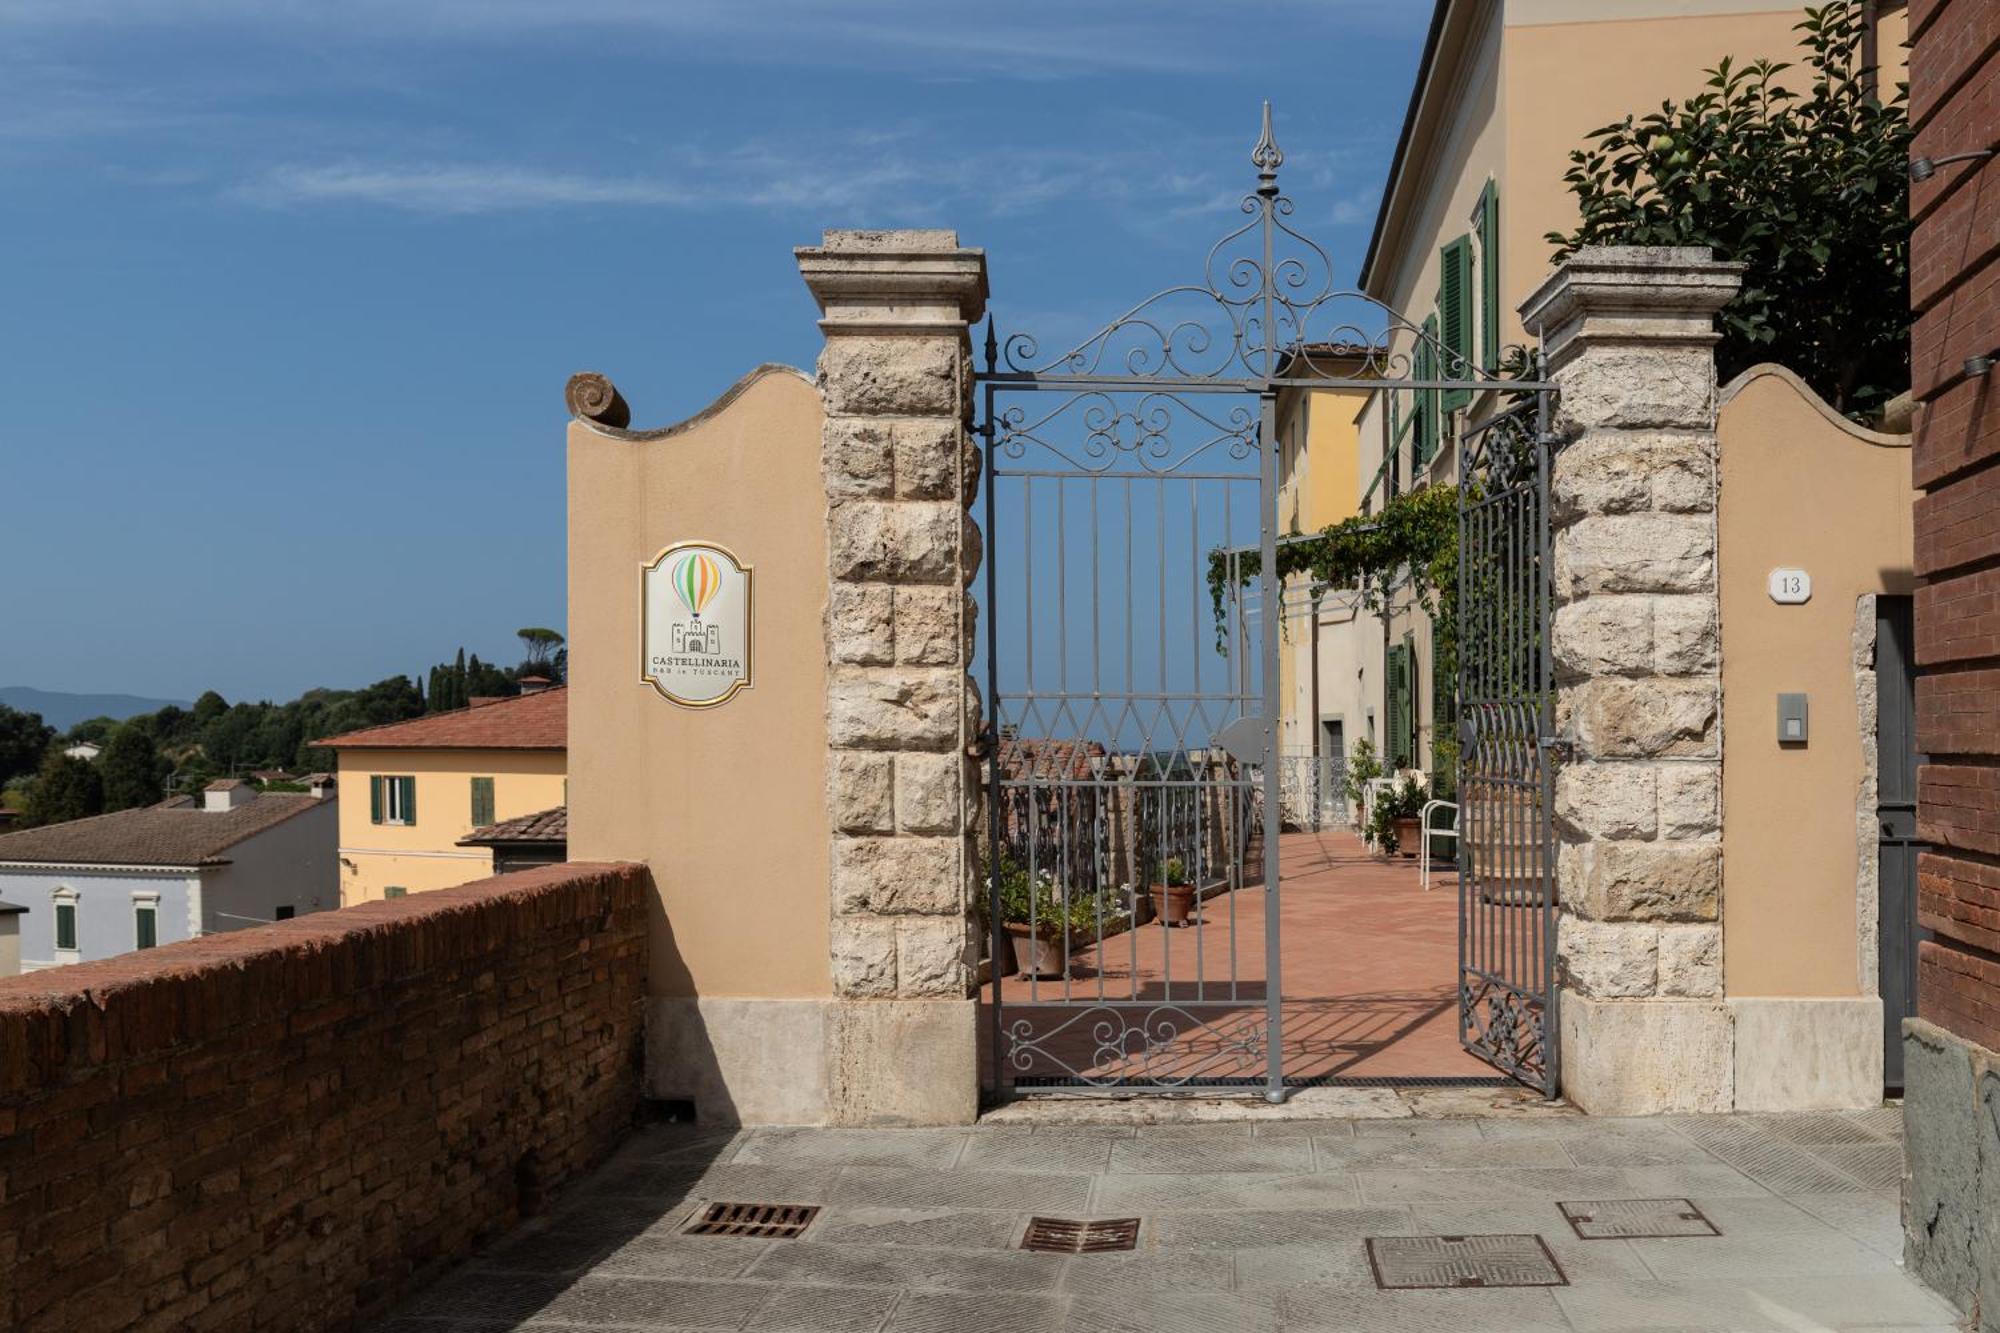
[
  {"left": 471, "top": 777, "right": 495, "bottom": 828},
  {"left": 55, "top": 903, "right": 76, "bottom": 951},
  {"left": 1386, "top": 644, "right": 1412, "bottom": 770},
  {"left": 135, "top": 905, "right": 156, "bottom": 950},
  {"left": 1416, "top": 317, "right": 1441, "bottom": 468},
  {"left": 1440, "top": 236, "right": 1473, "bottom": 412},
  {"left": 1402, "top": 643, "right": 1417, "bottom": 770},
  {"left": 1478, "top": 183, "right": 1501, "bottom": 373},
  {"left": 401, "top": 777, "right": 416, "bottom": 826},
  {"left": 384, "top": 886, "right": 406, "bottom": 899},
  {"left": 370, "top": 775, "right": 384, "bottom": 824},
  {"left": 1387, "top": 392, "right": 1402, "bottom": 496}
]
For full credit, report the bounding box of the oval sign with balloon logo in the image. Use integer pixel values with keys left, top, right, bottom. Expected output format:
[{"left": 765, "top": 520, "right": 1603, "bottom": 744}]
[{"left": 641, "top": 541, "right": 752, "bottom": 707}]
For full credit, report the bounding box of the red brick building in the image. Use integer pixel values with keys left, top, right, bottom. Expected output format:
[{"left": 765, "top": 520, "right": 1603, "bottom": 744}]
[{"left": 1904, "top": 0, "right": 2000, "bottom": 1320}]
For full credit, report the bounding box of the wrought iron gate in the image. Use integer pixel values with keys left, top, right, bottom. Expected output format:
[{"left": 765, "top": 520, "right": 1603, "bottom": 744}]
[
  {"left": 1455, "top": 396, "right": 1561, "bottom": 1097},
  {"left": 977, "top": 105, "right": 1558, "bottom": 1098}
]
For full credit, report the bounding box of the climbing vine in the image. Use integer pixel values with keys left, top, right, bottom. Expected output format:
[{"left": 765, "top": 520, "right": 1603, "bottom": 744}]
[{"left": 1206, "top": 484, "right": 1459, "bottom": 652}]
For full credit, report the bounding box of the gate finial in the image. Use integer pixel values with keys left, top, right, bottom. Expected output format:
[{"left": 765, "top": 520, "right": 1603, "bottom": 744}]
[{"left": 1252, "top": 100, "right": 1283, "bottom": 195}]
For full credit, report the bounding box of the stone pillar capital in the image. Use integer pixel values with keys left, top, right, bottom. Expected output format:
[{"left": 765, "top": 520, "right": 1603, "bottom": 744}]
[
  {"left": 797, "top": 230, "right": 989, "bottom": 336},
  {"left": 1520, "top": 246, "right": 1744, "bottom": 374}
]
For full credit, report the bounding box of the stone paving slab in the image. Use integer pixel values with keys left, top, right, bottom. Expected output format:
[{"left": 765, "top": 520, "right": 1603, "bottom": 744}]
[{"left": 377, "top": 1107, "right": 1955, "bottom": 1333}]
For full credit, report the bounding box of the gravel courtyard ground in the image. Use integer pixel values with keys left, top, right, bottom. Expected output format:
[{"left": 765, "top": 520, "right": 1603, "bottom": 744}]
[{"left": 377, "top": 1104, "right": 1962, "bottom": 1333}]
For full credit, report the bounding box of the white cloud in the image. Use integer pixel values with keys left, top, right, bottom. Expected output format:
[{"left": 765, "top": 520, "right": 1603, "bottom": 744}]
[
  {"left": 235, "top": 162, "right": 695, "bottom": 213},
  {"left": 0, "top": 1, "right": 1426, "bottom": 79}
]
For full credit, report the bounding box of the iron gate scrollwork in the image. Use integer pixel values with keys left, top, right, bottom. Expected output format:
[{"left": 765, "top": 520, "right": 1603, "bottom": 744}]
[
  {"left": 1455, "top": 396, "right": 1561, "bottom": 1097},
  {"left": 977, "top": 104, "right": 1559, "bottom": 1099}
]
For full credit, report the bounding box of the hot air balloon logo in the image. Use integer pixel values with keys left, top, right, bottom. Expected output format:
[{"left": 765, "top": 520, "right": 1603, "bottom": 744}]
[
  {"left": 671, "top": 552, "right": 722, "bottom": 623},
  {"left": 644, "top": 541, "right": 754, "bottom": 707}
]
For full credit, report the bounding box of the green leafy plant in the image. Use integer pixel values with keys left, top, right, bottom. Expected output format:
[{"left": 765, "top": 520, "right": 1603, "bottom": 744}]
[
  {"left": 1367, "top": 774, "right": 1430, "bottom": 854},
  {"left": 1547, "top": 1, "right": 1910, "bottom": 419},
  {"left": 1342, "top": 737, "right": 1384, "bottom": 818},
  {"left": 986, "top": 849, "right": 1105, "bottom": 937},
  {"left": 1208, "top": 485, "right": 1459, "bottom": 651},
  {"left": 1429, "top": 733, "right": 1459, "bottom": 803},
  {"left": 1160, "top": 856, "right": 1190, "bottom": 888}
]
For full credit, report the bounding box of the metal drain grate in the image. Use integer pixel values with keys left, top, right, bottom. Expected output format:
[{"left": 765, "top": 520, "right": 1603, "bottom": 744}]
[
  {"left": 1021, "top": 1217, "right": 1141, "bottom": 1254},
  {"left": 1366, "top": 1234, "right": 1568, "bottom": 1290},
  {"left": 1560, "top": 1198, "right": 1719, "bottom": 1240},
  {"left": 682, "top": 1202, "right": 820, "bottom": 1239}
]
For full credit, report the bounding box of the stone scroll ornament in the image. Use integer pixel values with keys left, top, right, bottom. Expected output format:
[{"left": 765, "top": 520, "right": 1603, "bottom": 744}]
[{"left": 641, "top": 542, "right": 753, "bottom": 708}]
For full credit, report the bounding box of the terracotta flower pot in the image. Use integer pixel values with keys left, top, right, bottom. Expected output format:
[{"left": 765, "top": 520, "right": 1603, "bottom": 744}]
[
  {"left": 1003, "top": 921, "right": 1069, "bottom": 978},
  {"left": 1392, "top": 816, "right": 1421, "bottom": 858},
  {"left": 1150, "top": 883, "right": 1197, "bottom": 927}
]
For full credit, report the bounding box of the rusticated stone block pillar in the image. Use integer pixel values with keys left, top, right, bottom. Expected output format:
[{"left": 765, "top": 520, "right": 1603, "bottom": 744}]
[
  {"left": 798, "top": 231, "right": 986, "bottom": 1123},
  {"left": 1521, "top": 246, "right": 1742, "bottom": 1114}
]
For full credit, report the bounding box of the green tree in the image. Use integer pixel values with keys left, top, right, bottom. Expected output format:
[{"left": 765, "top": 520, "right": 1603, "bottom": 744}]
[
  {"left": 517, "top": 627, "right": 566, "bottom": 680},
  {"left": 99, "top": 726, "right": 164, "bottom": 811},
  {"left": 191, "top": 690, "right": 229, "bottom": 729},
  {"left": 23, "top": 751, "right": 104, "bottom": 827},
  {"left": 0, "top": 704, "right": 55, "bottom": 786},
  {"left": 1547, "top": 1, "right": 1909, "bottom": 417},
  {"left": 62, "top": 716, "right": 118, "bottom": 746},
  {"left": 465, "top": 654, "right": 516, "bottom": 698}
]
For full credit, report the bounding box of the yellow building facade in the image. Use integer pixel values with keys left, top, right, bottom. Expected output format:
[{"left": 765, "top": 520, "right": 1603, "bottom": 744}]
[
  {"left": 1280, "top": 0, "right": 1908, "bottom": 783},
  {"left": 322, "top": 688, "right": 568, "bottom": 904}
]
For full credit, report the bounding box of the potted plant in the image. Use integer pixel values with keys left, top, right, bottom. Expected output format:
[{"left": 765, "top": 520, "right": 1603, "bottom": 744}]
[
  {"left": 986, "top": 851, "right": 1100, "bottom": 979},
  {"left": 1367, "top": 776, "right": 1428, "bottom": 857},
  {"left": 1342, "top": 738, "right": 1383, "bottom": 829},
  {"left": 1149, "top": 855, "right": 1197, "bottom": 928}
]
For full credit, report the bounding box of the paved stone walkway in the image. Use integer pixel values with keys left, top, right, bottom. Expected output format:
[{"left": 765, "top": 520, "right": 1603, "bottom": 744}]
[{"left": 379, "top": 1106, "right": 1964, "bottom": 1332}]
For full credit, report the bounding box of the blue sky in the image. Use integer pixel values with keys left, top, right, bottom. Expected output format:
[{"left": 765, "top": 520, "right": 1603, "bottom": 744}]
[{"left": 0, "top": 2, "right": 1429, "bottom": 704}]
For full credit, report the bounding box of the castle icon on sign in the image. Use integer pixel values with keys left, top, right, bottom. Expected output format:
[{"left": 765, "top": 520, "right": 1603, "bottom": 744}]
[{"left": 672, "top": 622, "right": 722, "bottom": 654}]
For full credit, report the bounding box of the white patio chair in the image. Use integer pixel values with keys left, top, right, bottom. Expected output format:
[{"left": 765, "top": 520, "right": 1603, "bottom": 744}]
[{"left": 1419, "top": 799, "right": 1459, "bottom": 892}]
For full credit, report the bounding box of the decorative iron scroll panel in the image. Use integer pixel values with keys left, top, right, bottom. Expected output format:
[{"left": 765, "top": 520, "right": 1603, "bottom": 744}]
[
  {"left": 1455, "top": 400, "right": 1560, "bottom": 1097},
  {"left": 975, "top": 105, "right": 1554, "bottom": 1100}
]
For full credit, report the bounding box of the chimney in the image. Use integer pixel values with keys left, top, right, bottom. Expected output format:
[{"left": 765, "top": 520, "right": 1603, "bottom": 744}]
[
  {"left": 203, "top": 779, "right": 256, "bottom": 812},
  {"left": 517, "top": 676, "right": 552, "bottom": 695}
]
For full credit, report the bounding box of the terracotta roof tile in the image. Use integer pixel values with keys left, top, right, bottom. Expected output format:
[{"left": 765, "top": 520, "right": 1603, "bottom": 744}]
[
  {"left": 0, "top": 794, "right": 329, "bottom": 868},
  {"left": 318, "top": 687, "right": 566, "bottom": 751},
  {"left": 458, "top": 806, "right": 567, "bottom": 847},
  {"left": 997, "top": 737, "right": 1108, "bottom": 781}
]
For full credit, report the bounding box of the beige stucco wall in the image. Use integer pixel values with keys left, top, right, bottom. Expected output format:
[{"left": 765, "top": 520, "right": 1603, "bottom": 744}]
[
  {"left": 1718, "top": 365, "right": 1913, "bottom": 998},
  {"left": 0, "top": 915, "right": 18, "bottom": 977},
  {"left": 335, "top": 749, "right": 565, "bottom": 903},
  {"left": 567, "top": 366, "right": 831, "bottom": 1001},
  {"left": 1502, "top": 7, "right": 1815, "bottom": 354}
]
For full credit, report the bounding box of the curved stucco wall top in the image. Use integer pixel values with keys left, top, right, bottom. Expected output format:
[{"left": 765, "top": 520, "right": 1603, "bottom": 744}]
[
  {"left": 1717, "top": 362, "right": 1913, "bottom": 999},
  {"left": 566, "top": 365, "right": 832, "bottom": 1000}
]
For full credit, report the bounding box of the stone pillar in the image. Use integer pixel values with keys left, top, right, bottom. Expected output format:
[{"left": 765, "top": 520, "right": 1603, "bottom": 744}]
[
  {"left": 1520, "top": 247, "right": 1743, "bottom": 1115},
  {"left": 797, "top": 230, "right": 986, "bottom": 1125}
]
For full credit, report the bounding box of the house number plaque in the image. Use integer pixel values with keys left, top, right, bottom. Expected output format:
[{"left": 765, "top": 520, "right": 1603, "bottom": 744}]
[
  {"left": 1767, "top": 568, "right": 1811, "bottom": 605},
  {"left": 642, "top": 541, "right": 753, "bottom": 708}
]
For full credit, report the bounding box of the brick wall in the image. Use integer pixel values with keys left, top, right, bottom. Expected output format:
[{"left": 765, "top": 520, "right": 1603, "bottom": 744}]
[
  {"left": 1910, "top": 0, "right": 2000, "bottom": 1052},
  {"left": 0, "top": 861, "right": 648, "bottom": 1333}
]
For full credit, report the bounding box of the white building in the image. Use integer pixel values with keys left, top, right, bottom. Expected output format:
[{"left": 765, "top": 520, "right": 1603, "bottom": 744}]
[{"left": 0, "top": 780, "right": 337, "bottom": 968}]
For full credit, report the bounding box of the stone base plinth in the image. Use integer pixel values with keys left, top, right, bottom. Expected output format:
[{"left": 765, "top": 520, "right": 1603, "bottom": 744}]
[
  {"left": 647, "top": 996, "right": 977, "bottom": 1127},
  {"left": 1902, "top": 1018, "right": 1999, "bottom": 1331},
  {"left": 1729, "top": 996, "right": 1882, "bottom": 1111},
  {"left": 1560, "top": 994, "right": 1734, "bottom": 1114}
]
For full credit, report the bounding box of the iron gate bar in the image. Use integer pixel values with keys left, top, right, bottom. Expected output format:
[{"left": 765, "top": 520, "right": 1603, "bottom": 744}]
[{"left": 979, "top": 103, "right": 1557, "bottom": 1099}]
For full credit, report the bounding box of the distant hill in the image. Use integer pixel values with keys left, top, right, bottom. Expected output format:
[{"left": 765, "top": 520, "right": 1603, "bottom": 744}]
[{"left": 0, "top": 686, "right": 192, "bottom": 732}]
